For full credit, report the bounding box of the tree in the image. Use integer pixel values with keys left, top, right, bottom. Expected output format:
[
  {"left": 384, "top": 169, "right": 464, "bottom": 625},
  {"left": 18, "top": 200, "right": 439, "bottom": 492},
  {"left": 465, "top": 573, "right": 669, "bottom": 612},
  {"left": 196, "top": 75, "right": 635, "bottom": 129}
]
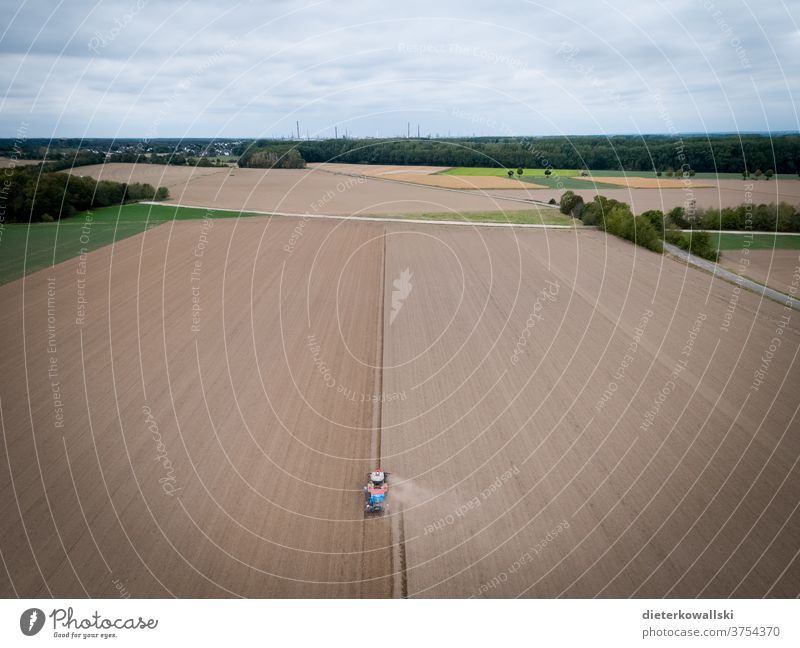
[
  {"left": 742, "top": 170, "right": 749, "bottom": 180},
  {"left": 688, "top": 230, "right": 718, "bottom": 261},
  {"left": 559, "top": 190, "right": 584, "bottom": 218},
  {"left": 507, "top": 169, "right": 514, "bottom": 178},
  {"left": 656, "top": 170, "right": 662, "bottom": 177},
  {"left": 755, "top": 169, "right": 763, "bottom": 179},
  {"left": 516, "top": 167, "right": 523, "bottom": 178},
  {"left": 602, "top": 204, "right": 662, "bottom": 253},
  {"left": 559, "top": 191, "right": 576, "bottom": 215},
  {"left": 667, "top": 206, "right": 689, "bottom": 229},
  {"left": 581, "top": 201, "right": 601, "bottom": 226},
  {"left": 544, "top": 169, "right": 552, "bottom": 177},
  {"left": 639, "top": 209, "right": 664, "bottom": 230},
  {"left": 765, "top": 169, "right": 774, "bottom": 180}
]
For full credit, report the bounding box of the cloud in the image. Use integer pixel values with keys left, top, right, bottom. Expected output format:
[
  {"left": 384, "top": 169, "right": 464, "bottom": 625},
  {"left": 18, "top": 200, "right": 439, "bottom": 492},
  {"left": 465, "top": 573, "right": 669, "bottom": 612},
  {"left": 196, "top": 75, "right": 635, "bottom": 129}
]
[{"left": 0, "top": 0, "right": 797, "bottom": 136}]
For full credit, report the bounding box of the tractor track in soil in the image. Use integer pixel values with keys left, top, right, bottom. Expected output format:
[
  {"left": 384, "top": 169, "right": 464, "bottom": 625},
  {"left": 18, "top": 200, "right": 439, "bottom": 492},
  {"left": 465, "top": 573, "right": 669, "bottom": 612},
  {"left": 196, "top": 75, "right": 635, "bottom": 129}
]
[{"left": 373, "top": 228, "right": 410, "bottom": 599}]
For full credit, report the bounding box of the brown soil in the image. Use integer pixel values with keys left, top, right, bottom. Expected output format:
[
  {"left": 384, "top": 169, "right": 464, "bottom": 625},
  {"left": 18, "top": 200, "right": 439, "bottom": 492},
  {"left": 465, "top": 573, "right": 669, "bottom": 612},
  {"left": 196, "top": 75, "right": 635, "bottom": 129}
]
[
  {"left": 309, "top": 163, "right": 544, "bottom": 190},
  {"left": 69, "top": 163, "right": 541, "bottom": 215},
  {"left": 720, "top": 249, "right": 800, "bottom": 295},
  {"left": 1, "top": 219, "right": 798, "bottom": 598},
  {"left": 481, "top": 177, "right": 800, "bottom": 214},
  {"left": 387, "top": 173, "right": 543, "bottom": 190},
  {"left": 577, "top": 176, "right": 714, "bottom": 189},
  {"left": 0, "top": 157, "right": 41, "bottom": 167},
  {"left": 69, "top": 163, "right": 228, "bottom": 189},
  {"left": 308, "top": 163, "right": 450, "bottom": 176}
]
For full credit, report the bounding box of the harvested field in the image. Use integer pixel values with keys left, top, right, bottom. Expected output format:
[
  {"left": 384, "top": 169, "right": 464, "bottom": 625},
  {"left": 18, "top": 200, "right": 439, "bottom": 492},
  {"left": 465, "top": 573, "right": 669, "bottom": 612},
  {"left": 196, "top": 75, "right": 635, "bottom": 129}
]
[
  {"left": 69, "top": 162, "right": 227, "bottom": 188},
  {"left": 1, "top": 218, "right": 798, "bottom": 598},
  {"left": 719, "top": 249, "right": 800, "bottom": 295},
  {"left": 0, "top": 157, "right": 41, "bottom": 167},
  {"left": 278, "top": 161, "right": 546, "bottom": 188},
  {"left": 69, "top": 163, "right": 540, "bottom": 215},
  {"left": 308, "top": 163, "right": 449, "bottom": 176},
  {"left": 476, "top": 177, "right": 800, "bottom": 214},
  {"left": 386, "top": 173, "right": 544, "bottom": 190},
  {"left": 576, "top": 176, "right": 714, "bottom": 189},
  {"left": 312, "top": 163, "right": 553, "bottom": 188},
  {"left": 716, "top": 178, "right": 800, "bottom": 204}
]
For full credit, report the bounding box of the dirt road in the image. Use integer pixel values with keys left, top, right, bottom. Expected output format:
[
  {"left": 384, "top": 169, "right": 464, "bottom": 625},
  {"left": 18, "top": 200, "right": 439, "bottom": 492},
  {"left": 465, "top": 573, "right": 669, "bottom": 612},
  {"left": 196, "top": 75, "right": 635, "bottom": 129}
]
[{"left": 1, "top": 217, "right": 798, "bottom": 598}]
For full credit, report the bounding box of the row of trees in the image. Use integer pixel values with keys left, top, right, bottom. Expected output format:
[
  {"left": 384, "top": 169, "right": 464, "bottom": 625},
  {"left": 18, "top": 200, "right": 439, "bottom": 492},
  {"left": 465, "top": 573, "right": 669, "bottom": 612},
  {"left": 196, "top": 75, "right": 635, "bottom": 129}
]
[
  {"left": 560, "top": 191, "right": 800, "bottom": 260},
  {"left": 637, "top": 210, "right": 719, "bottom": 261},
  {"left": 559, "top": 191, "right": 661, "bottom": 253},
  {"left": 1, "top": 166, "right": 168, "bottom": 223},
  {"left": 664, "top": 203, "right": 800, "bottom": 232},
  {"left": 102, "top": 151, "right": 229, "bottom": 167},
  {"left": 561, "top": 192, "right": 800, "bottom": 233}
]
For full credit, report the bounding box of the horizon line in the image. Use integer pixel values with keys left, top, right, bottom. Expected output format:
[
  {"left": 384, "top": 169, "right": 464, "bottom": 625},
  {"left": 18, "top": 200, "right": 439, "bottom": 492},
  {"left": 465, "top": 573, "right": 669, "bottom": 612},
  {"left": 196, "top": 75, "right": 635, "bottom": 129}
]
[{"left": 1, "top": 130, "right": 798, "bottom": 141}]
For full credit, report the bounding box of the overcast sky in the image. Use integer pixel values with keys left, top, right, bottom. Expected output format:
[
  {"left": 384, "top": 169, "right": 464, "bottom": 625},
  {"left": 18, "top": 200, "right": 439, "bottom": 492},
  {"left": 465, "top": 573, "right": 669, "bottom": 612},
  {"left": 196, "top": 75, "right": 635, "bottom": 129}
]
[{"left": 1, "top": 0, "right": 798, "bottom": 138}]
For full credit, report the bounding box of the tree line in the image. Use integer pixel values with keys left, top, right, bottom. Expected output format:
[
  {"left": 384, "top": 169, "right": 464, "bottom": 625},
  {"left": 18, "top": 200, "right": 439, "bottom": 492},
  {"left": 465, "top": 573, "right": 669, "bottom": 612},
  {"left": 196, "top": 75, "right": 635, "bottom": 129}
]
[
  {"left": 1, "top": 164, "right": 168, "bottom": 223},
  {"left": 29, "top": 150, "right": 227, "bottom": 170},
  {"left": 559, "top": 191, "right": 800, "bottom": 261},
  {"left": 5, "top": 134, "right": 797, "bottom": 174},
  {"left": 289, "top": 134, "right": 800, "bottom": 174}
]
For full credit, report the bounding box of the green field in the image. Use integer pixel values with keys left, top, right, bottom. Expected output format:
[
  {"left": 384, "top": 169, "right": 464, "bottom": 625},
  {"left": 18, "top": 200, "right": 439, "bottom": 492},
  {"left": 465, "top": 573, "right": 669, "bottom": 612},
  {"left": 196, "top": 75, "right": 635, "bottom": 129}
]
[
  {"left": 518, "top": 176, "right": 622, "bottom": 190},
  {"left": 0, "top": 203, "right": 259, "bottom": 285},
  {"left": 706, "top": 232, "right": 800, "bottom": 250},
  {"left": 441, "top": 167, "right": 621, "bottom": 189}
]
